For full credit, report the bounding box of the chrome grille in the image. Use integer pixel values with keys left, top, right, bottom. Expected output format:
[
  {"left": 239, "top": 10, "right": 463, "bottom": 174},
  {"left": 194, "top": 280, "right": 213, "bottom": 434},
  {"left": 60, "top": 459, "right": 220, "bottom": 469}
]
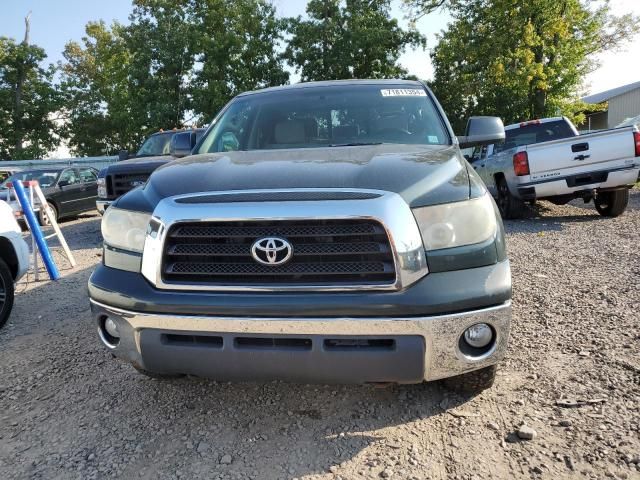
[{"left": 162, "top": 219, "right": 396, "bottom": 286}]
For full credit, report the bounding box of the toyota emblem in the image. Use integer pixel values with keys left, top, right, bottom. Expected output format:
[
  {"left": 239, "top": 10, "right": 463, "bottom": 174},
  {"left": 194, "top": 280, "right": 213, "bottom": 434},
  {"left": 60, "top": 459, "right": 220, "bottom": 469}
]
[{"left": 250, "top": 237, "right": 293, "bottom": 266}]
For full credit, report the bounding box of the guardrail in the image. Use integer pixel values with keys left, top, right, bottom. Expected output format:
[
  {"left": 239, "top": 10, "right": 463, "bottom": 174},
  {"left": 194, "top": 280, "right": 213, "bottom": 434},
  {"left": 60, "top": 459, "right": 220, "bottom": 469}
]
[{"left": 0, "top": 156, "right": 118, "bottom": 171}]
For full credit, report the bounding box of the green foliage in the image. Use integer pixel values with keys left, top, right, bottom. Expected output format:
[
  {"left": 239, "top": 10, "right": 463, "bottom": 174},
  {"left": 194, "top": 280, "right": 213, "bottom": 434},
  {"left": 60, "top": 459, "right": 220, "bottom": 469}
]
[
  {"left": 286, "top": 0, "right": 425, "bottom": 81},
  {"left": 0, "top": 37, "right": 61, "bottom": 160},
  {"left": 190, "top": 0, "right": 289, "bottom": 118},
  {"left": 418, "top": 0, "right": 640, "bottom": 132},
  {"left": 61, "top": 0, "right": 289, "bottom": 156},
  {"left": 61, "top": 22, "right": 140, "bottom": 155}
]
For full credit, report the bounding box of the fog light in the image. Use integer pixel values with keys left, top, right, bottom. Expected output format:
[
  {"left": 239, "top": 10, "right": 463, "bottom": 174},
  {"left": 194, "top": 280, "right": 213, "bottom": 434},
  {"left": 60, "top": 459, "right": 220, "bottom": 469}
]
[
  {"left": 463, "top": 323, "right": 493, "bottom": 348},
  {"left": 104, "top": 317, "right": 120, "bottom": 339}
]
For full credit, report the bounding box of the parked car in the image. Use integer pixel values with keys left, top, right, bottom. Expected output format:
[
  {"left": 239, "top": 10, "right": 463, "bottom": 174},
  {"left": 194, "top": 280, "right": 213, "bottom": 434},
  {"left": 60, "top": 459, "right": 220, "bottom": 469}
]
[
  {"left": 0, "top": 200, "right": 29, "bottom": 329},
  {"left": 0, "top": 167, "right": 22, "bottom": 183},
  {"left": 96, "top": 128, "right": 206, "bottom": 214},
  {"left": 0, "top": 167, "right": 99, "bottom": 225},
  {"left": 89, "top": 80, "right": 511, "bottom": 393},
  {"left": 470, "top": 117, "right": 640, "bottom": 218}
]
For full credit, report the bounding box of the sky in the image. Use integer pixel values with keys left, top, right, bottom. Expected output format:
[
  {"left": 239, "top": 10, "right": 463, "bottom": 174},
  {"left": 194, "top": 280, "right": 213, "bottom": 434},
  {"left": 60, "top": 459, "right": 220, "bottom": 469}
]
[{"left": 0, "top": 0, "right": 638, "bottom": 96}]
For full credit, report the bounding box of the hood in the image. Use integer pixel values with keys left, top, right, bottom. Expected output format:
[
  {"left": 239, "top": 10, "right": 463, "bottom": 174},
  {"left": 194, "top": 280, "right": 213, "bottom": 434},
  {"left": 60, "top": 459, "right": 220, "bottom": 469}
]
[
  {"left": 120, "top": 144, "right": 473, "bottom": 212},
  {"left": 105, "top": 154, "right": 174, "bottom": 175}
]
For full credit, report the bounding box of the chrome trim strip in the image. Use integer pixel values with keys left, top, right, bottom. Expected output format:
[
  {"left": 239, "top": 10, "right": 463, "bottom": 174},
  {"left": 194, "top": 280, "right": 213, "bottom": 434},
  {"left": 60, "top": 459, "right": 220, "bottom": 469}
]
[{"left": 141, "top": 188, "right": 428, "bottom": 292}]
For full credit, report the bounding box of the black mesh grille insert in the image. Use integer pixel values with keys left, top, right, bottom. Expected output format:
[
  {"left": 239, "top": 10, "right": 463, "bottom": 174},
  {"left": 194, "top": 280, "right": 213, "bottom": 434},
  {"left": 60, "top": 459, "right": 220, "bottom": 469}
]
[
  {"left": 110, "top": 173, "right": 150, "bottom": 197},
  {"left": 162, "top": 219, "right": 396, "bottom": 286}
]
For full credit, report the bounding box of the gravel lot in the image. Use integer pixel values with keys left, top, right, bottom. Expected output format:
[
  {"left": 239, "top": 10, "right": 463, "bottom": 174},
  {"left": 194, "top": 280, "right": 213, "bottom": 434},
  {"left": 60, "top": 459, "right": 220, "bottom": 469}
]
[{"left": 1, "top": 191, "right": 639, "bottom": 480}]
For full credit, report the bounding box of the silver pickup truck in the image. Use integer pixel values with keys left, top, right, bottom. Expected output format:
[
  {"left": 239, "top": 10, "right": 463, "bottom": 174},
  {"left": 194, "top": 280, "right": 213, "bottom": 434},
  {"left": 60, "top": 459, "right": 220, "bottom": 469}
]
[{"left": 470, "top": 117, "right": 640, "bottom": 218}]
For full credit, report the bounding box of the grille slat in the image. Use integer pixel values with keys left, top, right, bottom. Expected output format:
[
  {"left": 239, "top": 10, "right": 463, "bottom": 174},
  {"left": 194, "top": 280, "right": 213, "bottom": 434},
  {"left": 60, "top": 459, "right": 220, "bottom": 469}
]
[
  {"left": 167, "top": 242, "right": 388, "bottom": 257},
  {"left": 162, "top": 219, "right": 396, "bottom": 286},
  {"left": 170, "top": 223, "right": 383, "bottom": 239}
]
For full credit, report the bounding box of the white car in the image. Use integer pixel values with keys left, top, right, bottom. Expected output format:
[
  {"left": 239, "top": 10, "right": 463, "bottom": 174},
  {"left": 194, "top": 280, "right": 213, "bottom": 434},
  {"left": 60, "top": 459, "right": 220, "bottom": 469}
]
[
  {"left": 0, "top": 200, "right": 30, "bottom": 328},
  {"left": 471, "top": 117, "right": 640, "bottom": 218}
]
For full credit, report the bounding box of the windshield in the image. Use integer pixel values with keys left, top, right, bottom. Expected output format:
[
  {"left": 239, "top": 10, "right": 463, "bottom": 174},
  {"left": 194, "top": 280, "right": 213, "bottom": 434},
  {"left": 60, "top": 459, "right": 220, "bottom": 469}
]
[
  {"left": 196, "top": 85, "right": 450, "bottom": 153},
  {"left": 136, "top": 132, "right": 175, "bottom": 157},
  {"left": 495, "top": 120, "right": 576, "bottom": 153},
  {"left": 0, "top": 170, "right": 60, "bottom": 189}
]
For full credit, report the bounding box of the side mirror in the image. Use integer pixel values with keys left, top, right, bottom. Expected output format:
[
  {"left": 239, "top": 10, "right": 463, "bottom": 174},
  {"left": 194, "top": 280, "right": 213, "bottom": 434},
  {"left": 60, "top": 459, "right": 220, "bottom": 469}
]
[
  {"left": 58, "top": 180, "right": 70, "bottom": 188},
  {"left": 118, "top": 150, "right": 129, "bottom": 161},
  {"left": 169, "top": 131, "right": 194, "bottom": 158},
  {"left": 457, "top": 116, "right": 505, "bottom": 149}
]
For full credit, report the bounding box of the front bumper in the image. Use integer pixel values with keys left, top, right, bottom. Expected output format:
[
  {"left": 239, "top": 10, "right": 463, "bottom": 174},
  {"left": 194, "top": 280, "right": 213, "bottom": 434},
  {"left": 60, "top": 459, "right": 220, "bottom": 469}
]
[
  {"left": 96, "top": 199, "right": 112, "bottom": 214},
  {"left": 89, "top": 298, "right": 511, "bottom": 384}
]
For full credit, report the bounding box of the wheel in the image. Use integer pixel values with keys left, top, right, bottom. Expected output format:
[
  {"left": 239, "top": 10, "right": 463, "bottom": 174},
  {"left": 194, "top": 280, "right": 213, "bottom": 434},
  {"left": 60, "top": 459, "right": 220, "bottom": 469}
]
[
  {"left": 496, "top": 177, "right": 525, "bottom": 219},
  {"left": 38, "top": 202, "right": 58, "bottom": 226},
  {"left": 132, "top": 365, "right": 184, "bottom": 379},
  {"left": 0, "top": 258, "right": 15, "bottom": 330},
  {"left": 442, "top": 365, "right": 497, "bottom": 394},
  {"left": 594, "top": 189, "right": 629, "bottom": 217}
]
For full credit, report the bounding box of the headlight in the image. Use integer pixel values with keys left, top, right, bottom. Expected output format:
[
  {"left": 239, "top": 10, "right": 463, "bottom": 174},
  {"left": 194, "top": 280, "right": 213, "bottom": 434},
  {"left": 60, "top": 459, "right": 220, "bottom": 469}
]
[
  {"left": 97, "top": 178, "right": 107, "bottom": 198},
  {"left": 101, "top": 207, "right": 151, "bottom": 253},
  {"left": 413, "top": 193, "right": 497, "bottom": 250}
]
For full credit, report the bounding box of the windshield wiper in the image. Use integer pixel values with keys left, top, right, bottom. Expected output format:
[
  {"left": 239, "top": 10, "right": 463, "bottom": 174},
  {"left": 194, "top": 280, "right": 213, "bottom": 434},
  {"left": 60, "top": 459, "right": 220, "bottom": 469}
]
[{"left": 328, "top": 142, "right": 383, "bottom": 147}]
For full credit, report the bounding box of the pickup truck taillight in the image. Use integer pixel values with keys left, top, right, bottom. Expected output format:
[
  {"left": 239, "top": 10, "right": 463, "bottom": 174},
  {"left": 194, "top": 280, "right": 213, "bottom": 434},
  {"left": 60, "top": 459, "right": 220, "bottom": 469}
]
[
  {"left": 513, "top": 151, "right": 530, "bottom": 176},
  {"left": 634, "top": 131, "right": 640, "bottom": 157}
]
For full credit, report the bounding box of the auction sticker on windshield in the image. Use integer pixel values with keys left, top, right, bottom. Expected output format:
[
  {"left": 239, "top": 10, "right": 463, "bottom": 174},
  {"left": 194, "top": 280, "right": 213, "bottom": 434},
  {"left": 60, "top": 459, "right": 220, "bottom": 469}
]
[{"left": 381, "top": 89, "right": 427, "bottom": 97}]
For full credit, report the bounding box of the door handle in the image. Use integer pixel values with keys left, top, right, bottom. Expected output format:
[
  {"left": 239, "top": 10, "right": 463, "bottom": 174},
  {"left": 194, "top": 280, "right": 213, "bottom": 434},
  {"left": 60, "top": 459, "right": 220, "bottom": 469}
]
[
  {"left": 571, "top": 142, "right": 589, "bottom": 152},
  {"left": 573, "top": 154, "right": 590, "bottom": 161}
]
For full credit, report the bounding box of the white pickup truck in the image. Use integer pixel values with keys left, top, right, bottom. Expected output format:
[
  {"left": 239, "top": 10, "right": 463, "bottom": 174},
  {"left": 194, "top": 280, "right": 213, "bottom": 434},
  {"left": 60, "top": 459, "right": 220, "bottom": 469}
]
[
  {"left": 0, "top": 200, "right": 30, "bottom": 329},
  {"left": 470, "top": 117, "right": 640, "bottom": 218}
]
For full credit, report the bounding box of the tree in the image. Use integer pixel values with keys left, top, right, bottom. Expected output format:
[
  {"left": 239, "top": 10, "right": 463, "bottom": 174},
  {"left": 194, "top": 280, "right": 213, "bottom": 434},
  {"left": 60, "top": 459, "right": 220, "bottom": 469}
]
[
  {"left": 61, "top": 21, "right": 140, "bottom": 155},
  {"left": 190, "top": 0, "right": 290, "bottom": 120},
  {"left": 61, "top": 0, "right": 289, "bottom": 155},
  {"left": 286, "top": 0, "right": 425, "bottom": 81},
  {"left": 408, "top": 0, "right": 639, "bottom": 131},
  {"left": 0, "top": 14, "right": 62, "bottom": 160}
]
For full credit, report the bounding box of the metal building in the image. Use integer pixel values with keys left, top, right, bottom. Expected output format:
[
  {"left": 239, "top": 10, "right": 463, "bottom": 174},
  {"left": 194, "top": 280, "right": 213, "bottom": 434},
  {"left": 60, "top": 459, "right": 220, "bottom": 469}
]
[{"left": 581, "top": 80, "right": 640, "bottom": 130}]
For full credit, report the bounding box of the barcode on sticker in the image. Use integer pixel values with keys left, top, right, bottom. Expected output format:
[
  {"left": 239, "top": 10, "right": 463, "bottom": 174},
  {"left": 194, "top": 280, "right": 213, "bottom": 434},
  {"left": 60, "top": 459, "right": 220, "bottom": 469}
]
[{"left": 380, "top": 89, "right": 427, "bottom": 97}]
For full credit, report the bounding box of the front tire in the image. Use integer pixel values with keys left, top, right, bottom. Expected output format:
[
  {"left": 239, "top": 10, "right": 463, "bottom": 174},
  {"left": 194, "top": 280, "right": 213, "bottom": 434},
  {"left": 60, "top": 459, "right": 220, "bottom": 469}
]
[
  {"left": 496, "top": 177, "right": 525, "bottom": 219},
  {"left": 594, "top": 189, "right": 629, "bottom": 217},
  {"left": 0, "top": 258, "right": 15, "bottom": 330},
  {"left": 442, "top": 365, "right": 497, "bottom": 394},
  {"left": 38, "top": 202, "right": 58, "bottom": 226}
]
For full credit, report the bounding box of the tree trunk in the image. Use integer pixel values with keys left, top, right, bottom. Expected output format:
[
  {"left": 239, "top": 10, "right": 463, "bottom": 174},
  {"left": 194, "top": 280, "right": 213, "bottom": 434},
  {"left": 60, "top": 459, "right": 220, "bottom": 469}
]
[{"left": 13, "top": 12, "right": 31, "bottom": 157}]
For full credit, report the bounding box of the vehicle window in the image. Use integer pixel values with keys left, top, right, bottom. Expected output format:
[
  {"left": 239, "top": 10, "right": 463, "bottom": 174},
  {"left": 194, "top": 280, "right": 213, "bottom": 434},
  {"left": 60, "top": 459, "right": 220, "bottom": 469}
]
[
  {"left": 59, "top": 169, "right": 80, "bottom": 185},
  {"left": 197, "top": 85, "right": 450, "bottom": 153},
  {"left": 0, "top": 170, "right": 60, "bottom": 189},
  {"left": 136, "top": 132, "right": 174, "bottom": 157},
  {"left": 79, "top": 168, "right": 97, "bottom": 183},
  {"left": 0, "top": 171, "right": 11, "bottom": 182},
  {"left": 495, "top": 120, "right": 576, "bottom": 152}
]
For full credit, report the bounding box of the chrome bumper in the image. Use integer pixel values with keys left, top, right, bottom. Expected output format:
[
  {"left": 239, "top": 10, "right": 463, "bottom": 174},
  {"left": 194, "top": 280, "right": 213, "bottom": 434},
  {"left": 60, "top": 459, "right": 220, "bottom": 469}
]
[
  {"left": 90, "top": 299, "right": 511, "bottom": 383},
  {"left": 96, "top": 199, "right": 111, "bottom": 214}
]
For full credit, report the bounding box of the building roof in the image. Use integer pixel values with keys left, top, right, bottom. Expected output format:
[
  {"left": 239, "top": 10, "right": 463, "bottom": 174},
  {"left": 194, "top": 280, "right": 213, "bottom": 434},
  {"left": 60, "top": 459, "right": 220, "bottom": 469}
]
[{"left": 582, "top": 80, "right": 640, "bottom": 104}]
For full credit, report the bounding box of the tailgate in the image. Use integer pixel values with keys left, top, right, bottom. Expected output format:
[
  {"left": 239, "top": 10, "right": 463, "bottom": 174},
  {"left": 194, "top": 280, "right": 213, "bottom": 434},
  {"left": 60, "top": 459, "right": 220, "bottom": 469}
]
[{"left": 526, "top": 127, "right": 636, "bottom": 177}]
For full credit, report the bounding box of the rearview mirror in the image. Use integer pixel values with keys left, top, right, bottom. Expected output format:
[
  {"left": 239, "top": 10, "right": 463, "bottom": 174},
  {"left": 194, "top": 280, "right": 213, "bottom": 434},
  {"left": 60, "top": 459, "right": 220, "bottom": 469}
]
[
  {"left": 457, "top": 116, "right": 505, "bottom": 149},
  {"left": 169, "top": 132, "right": 194, "bottom": 158},
  {"left": 58, "top": 180, "right": 70, "bottom": 188},
  {"left": 118, "top": 150, "right": 129, "bottom": 161}
]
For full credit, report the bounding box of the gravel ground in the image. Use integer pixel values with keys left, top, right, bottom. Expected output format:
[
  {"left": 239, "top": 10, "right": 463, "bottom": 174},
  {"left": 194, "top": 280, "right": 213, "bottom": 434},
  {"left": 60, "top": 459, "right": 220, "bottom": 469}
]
[{"left": 1, "top": 191, "right": 639, "bottom": 480}]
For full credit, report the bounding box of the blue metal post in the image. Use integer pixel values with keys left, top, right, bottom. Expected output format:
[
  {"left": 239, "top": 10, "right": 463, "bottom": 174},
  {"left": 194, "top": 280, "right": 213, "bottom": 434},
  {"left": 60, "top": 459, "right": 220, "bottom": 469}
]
[{"left": 12, "top": 180, "right": 60, "bottom": 280}]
